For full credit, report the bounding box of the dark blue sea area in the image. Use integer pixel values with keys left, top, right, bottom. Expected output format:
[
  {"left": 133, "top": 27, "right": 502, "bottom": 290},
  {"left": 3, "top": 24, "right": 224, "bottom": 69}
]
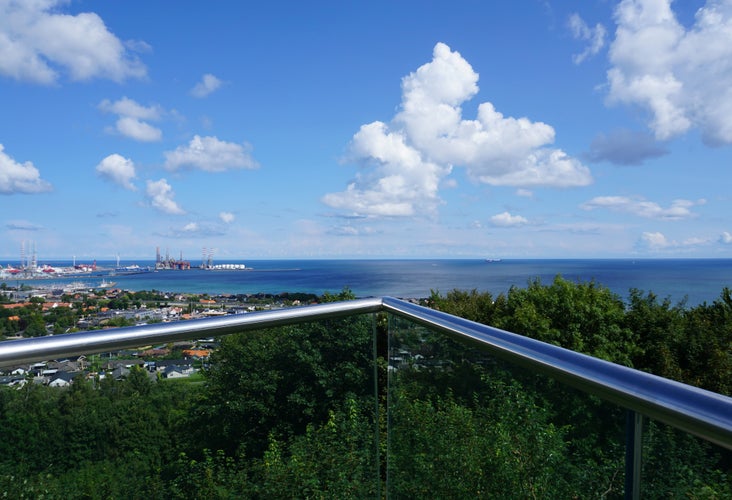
[{"left": 18, "top": 258, "right": 732, "bottom": 308}]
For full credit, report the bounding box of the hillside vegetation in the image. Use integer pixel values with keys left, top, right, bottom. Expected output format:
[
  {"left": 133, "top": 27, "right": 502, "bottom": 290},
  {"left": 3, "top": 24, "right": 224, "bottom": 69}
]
[{"left": 1, "top": 279, "right": 731, "bottom": 498}]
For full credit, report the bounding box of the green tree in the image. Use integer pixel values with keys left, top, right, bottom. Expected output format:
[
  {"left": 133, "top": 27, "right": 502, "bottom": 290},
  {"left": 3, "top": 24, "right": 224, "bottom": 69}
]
[
  {"left": 427, "top": 288, "right": 498, "bottom": 326},
  {"left": 45, "top": 305, "right": 79, "bottom": 333},
  {"left": 677, "top": 288, "right": 732, "bottom": 395},
  {"left": 624, "top": 289, "right": 685, "bottom": 381},
  {"left": 252, "top": 396, "right": 379, "bottom": 498},
  {"left": 105, "top": 315, "right": 134, "bottom": 328},
  {"left": 22, "top": 311, "right": 47, "bottom": 337},
  {"left": 495, "top": 276, "right": 639, "bottom": 366},
  {"left": 387, "top": 380, "right": 576, "bottom": 498},
  {"left": 192, "top": 288, "right": 376, "bottom": 458}
]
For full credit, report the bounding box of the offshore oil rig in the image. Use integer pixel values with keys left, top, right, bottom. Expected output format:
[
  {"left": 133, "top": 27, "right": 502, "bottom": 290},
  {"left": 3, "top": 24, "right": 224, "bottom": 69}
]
[
  {"left": 154, "top": 247, "right": 247, "bottom": 270},
  {"left": 199, "top": 247, "right": 247, "bottom": 270},
  {"left": 155, "top": 247, "right": 191, "bottom": 270}
]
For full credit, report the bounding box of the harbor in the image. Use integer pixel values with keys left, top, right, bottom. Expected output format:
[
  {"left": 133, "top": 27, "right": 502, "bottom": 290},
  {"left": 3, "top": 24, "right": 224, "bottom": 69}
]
[{"left": 0, "top": 244, "right": 249, "bottom": 282}]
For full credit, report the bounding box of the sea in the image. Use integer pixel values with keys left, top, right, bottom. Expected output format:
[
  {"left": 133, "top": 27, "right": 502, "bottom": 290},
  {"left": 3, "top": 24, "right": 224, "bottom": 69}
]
[{"left": 6, "top": 259, "right": 732, "bottom": 308}]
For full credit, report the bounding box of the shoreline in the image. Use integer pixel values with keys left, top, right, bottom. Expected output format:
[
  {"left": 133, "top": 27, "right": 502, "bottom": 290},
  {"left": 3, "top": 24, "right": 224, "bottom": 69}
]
[{"left": 4, "top": 259, "right": 732, "bottom": 307}]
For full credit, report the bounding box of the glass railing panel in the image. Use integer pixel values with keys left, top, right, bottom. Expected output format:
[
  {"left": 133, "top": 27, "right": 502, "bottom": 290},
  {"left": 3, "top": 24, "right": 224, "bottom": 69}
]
[
  {"left": 3, "top": 296, "right": 730, "bottom": 498},
  {"left": 638, "top": 417, "right": 732, "bottom": 498},
  {"left": 0, "top": 314, "right": 382, "bottom": 498},
  {"left": 386, "top": 314, "right": 628, "bottom": 498}
]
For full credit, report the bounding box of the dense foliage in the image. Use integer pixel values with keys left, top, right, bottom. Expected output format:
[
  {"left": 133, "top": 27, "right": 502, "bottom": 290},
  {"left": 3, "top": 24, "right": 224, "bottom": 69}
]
[
  {"left": 1, "top": 279, "right": 731, "bottom": 498},
  {"left": 428, "top": 277, "right": 732, "bottom": 395}
]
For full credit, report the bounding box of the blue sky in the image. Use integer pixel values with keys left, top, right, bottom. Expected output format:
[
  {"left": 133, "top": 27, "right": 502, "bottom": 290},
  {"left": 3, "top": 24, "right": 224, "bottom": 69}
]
[{"left": 1, "top": 0, "right": 731, "bottom": 261}]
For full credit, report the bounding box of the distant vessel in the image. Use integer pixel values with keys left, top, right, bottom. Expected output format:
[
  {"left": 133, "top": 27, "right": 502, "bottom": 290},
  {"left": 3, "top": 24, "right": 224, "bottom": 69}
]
[
  {"left": 63, "top": 282, "right": 90, "bottom": 293},
  {"left": 121, "top": 264, "right": 141, "bottom": 271},
  {"left": 115, "top": 255, "right": 147, "bottom": 273},
  {"left": 113, "top": 264, "right": 151, "bottom": 275},
  {"left": 485, "top": 258, "right": 502, "bottom": 263},
  {"left": 99, "top": 279, "right": 117, "bottom": 288}
]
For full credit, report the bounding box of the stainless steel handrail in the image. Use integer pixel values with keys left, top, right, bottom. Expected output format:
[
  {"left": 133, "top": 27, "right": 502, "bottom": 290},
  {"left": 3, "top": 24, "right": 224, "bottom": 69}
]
[
  {"left": 1, "top": 295, "right": 731, "bottom": 451},
  {"left": 381, "top": 297, "right": 732, "bottom": 451},
  {"left": 0, "top": 297, "right": 383, "bottom": 367}
]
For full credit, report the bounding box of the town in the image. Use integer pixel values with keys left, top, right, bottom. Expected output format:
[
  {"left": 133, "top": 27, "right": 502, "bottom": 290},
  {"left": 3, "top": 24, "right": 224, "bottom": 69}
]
[{"left": 0, "top": 282, "right": 318, "bottom": 388}]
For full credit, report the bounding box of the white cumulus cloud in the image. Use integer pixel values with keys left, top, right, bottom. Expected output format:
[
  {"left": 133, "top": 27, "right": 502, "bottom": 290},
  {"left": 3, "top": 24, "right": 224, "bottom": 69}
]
[
  {"left": 115, "top": 117, "right": 162, "bottom": 142},
  {"left": 219, "top": 211, "right": 235, "bottom": 224},
  {"left": 581, "top": 195, "right": 700, "bottom": 220},
  {"left": 322, "top": 121, "right": 449, "bottom": 216},
  {"left": 607, "top": 0, "right": 732, "bottom": 145},
  {"left": 0, "top": 144, "right": 52, "bottom": 194},
  {"left": 164, "top": 135, "right": 259, "bottom": 172},
  {"left": 96, "top": 154, "right": 137, "bottom": 190},
  {"left": 490, "top": 211, "right": 529, "bottom": 227},
  {"left": 162, "top": 220, "right": 227, "bottom": 239},
  {"left": 191, "top": 73, "right": 223, "bottom": 98},
  {"left": 641, "top": 231, "right": 669, "bottom": 248},
  {"left": 0, "top": 0, "right": 146, "bottom": 84},
  {"left": 721, "top": 231, "right": 732, "bottom": 244},
  {"left": 99, "top": 97, "right": 163, "bottom": 142},
  {"left": 99, "top": 97, "right": 161, "bottom": 120},
  {"left": 640, "top": 231, "right": 711, "bottom": 250},
  {"left": 146, "top": 179, "right": 184, "bottom": 215},
  {"left": 323, "top": 42, "right": 590, "bottom": 217},
  {"left": 569, "top": 13, "right": 607, "bottom": 64}
]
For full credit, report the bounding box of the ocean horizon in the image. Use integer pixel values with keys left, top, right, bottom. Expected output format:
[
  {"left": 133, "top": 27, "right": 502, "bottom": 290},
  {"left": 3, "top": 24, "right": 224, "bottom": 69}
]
[{"left": 4, "top": 258, "right": 732, "bottom": 308}]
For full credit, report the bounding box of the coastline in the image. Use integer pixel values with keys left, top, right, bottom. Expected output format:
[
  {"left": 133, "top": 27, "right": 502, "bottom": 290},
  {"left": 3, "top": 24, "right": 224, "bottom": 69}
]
[{"left": 2, "top": 258, "right": 732, "bottom": 307}]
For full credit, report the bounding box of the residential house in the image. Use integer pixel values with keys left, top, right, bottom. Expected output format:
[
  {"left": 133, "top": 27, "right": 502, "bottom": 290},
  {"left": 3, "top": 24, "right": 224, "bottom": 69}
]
[{"left": 49, "top": 371, "right": 80, "bottom": 388}]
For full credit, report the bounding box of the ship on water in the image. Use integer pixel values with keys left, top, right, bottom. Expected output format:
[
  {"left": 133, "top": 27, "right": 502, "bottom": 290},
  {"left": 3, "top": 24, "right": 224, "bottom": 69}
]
[
  {"left": 99, "top": 278, "right": 117, "bottom": 288},
  {"left": 112, "top": 255, "right": 151, "bottom": 275}
]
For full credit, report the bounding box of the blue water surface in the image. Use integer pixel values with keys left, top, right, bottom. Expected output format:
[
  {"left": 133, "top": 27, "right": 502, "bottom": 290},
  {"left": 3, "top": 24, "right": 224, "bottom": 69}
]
[{"left": 16, "top": 258, "right": 732, "bottom": 307}]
